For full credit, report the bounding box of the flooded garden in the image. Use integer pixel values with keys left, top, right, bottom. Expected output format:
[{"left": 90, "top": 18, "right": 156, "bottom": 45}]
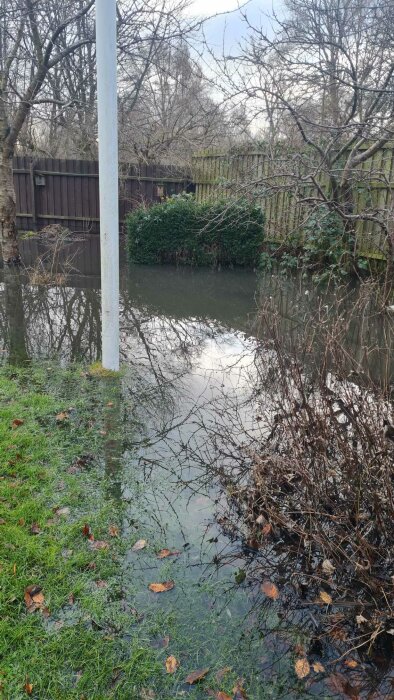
[{"left": 0, "top": 235, "right": 393, "bottom": 699}]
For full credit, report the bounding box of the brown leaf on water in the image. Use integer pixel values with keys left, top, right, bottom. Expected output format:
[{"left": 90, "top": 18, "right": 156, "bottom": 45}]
[
  {"left": 89, "top": 540, "right": 109, "bottom": 550},
  {"left": 165, "top": 656, "right": 179, "bottom": 674},
  {"left": 329, "top": 625, "right": 348, "bottom": 641},
  {"left": 319, "top": 590, "right": 333, "bottom": 605},
  {"left": 312, "top": 662, "right": 325, "bottom": 673},
  {"left": 148, "top": 581, "right": 175, "bottom": 593},
  {"left": 261, "top": 523, "right": 272, "bottom": 537},
  {"left": 56, "top": 411, "right": 68, "bottom": 422},
  {"left": 157, "top": 549, "right": 181, "bottom": 559},
  {"left": 109, "top": 525, "right": 119, "bottom": 538},
  {"left": 322, "top": 559, "right": 336, "bottom": 575},
  {"left": 24, "top": 585, "right": 45, "bottom": 613},
  {"left": 261, "top": 580, "right": 279, "bottom": 600},
  {"left": 185, "top": 668, "right": 209, "bottom": 684},
  {"left": 295, "top": 658, "right": 310, "bottom": 679},
  {"left": 327, "top": 673, "right": 360, "bottom": 699},
  {"left": 132, "top": 539, "right": 147, "bottom": 551},
  {"left": 150, "top": 635, "right": 170, "bottom": 649},
  {"left": 12, "top": 418, "right": 24, "bottom": 428},
  {"left": 215, "top": 667, "right": 232, "bottom": 682}
]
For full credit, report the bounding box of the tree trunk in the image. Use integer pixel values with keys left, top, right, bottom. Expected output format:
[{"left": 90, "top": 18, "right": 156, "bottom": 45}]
[
  {"left": 3, "top": 266, "right": 29, "bottom": 365},
  {"left": 0, "top": 153, "right": 20, "bottom": 265}
]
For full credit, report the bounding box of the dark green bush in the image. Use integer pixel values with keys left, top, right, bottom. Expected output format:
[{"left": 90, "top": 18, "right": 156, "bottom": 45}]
[{"left": 126, "top": 194, "right": 265, "bottom": 267}]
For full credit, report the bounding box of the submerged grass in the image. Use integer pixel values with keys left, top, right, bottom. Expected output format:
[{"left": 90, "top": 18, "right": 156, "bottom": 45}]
[{"left": 1, "top": 364, "right": 298, "bottom": 700}]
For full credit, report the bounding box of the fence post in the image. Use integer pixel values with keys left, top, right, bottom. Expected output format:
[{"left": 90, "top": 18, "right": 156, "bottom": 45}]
[{"left": 29, "top": 159, "right": 37, "bottom": 231}]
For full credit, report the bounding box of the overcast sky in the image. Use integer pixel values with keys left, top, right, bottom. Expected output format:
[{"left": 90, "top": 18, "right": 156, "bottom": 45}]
[{"left": 187, "top": 0, "right": 284, "bottom": 52}]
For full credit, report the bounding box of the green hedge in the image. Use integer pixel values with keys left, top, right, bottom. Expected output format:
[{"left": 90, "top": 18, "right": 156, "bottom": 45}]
[{"left": 126, "top": 195, "right": 265, "bottom": 267}]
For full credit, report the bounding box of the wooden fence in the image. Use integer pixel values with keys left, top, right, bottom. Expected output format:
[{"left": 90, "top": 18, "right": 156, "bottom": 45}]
[
  {"left": 192, "top": 147, "right": 394, "bottom": 259},
  {"left": 14, "top": 156, "right": 191, "bottom": 235}
]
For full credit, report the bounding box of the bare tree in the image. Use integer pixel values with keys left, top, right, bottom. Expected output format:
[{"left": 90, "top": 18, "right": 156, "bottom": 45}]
[
  {"left": 219, "top": 0, "right": 394, "bottom": 281},
  {"left": 0, "top": 0, "right": 97, "bottom": 264}
]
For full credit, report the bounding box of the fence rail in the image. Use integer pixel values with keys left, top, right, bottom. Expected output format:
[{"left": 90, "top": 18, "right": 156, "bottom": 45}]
[
  {"left": 192, "top": 147, "right": 394, "bottom": 259},
  {"left": 14, "top": 156, "right": 190, "bottom": 235}
]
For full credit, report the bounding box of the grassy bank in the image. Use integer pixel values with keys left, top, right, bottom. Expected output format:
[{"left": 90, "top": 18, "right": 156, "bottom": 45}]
[
  {"left": 0, "top": 365, "right": 161, "bottom": 699},
  {"left": 0, "top": 365, "right": 279, "bottom": 700}
]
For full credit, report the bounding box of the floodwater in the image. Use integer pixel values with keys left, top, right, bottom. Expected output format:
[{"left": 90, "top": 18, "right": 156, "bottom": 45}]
[{"left": 0, "top": 235, "right": 393, "bottom": 699}]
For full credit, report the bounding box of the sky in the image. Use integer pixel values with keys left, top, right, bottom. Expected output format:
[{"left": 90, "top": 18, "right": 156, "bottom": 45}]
[{"left": 187, "top": 0, "right": 284, "bottom": 54}]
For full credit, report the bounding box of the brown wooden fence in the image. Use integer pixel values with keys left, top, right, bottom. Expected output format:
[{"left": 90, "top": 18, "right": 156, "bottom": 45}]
[
  {"left": 14, "top": 156, "right": 191, "bottom": 235},
  {"left": 193, "top": 147, "right": 394, "bottom": 259}
]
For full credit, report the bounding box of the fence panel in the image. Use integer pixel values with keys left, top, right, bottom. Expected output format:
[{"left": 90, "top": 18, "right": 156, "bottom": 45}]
[
  {"left": 13, "top": 157, "right": 190, "bottom": 235},
  {"left": 192, "top": 147, "right": 394, "bottom": 259}
]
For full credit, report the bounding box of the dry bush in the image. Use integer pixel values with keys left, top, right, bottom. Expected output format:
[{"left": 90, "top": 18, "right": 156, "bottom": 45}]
[
  {"left": 24, "top": 225, "right": 78, "bottom": 284},
  {"left": 210, "top": 283, "right": 394, "bottom": 670}
]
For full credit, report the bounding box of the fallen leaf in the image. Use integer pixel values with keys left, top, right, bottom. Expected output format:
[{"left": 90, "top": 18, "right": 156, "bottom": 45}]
[
  {"left": 0, "top": 518, "right": 5, "bottom": 525},
  {"left": 215, "top": 667, "right": 232, "bottom": 682},
  {"left": 109, "top": 525, "right": 119, "bottom": 538},
  {"left": 107, "top": 402, "right": 114, "bottom": 407},
  {"left": 356, "top": 614, "right": 367, "bottom": 625},
  {"left": 256, "top": 515, "right": 265, "bottom": 524},
  {"left": 165, "top": 656, "right": 179, "bottom": 674},
  {"left": 157, "top": 548, "right": 181, "bottom": 559},
  {"left": 322, "top": 559, "right": 336, "bottom": 575},
  {"left": 295, "top": 658, "right": 310, "bottom": 679},
  {"left": 69, "top": 593, "right": 75, "bottom": 604},
  {"left": 140, "top": 689, "right": 156, "bottom": 700},
  {"left": 82, "top": 523, "right": 91, "bottom": 537},
  {"left": 215, "top": 693, "right": 232, "bottom": 700},
  {"left": 132, "top": 539, "right": 147, "bottom": 551},
  {"left": 55, "top": 507, "right": 70, "bottom": 517},
  {"left": 185, "top": 668, "right": 209, "bottom": 684},
  {"left": 56, "top": 411, "right": 68, "bottom": 422},
  {"left": 327, "top": 673, "right": 360, "bottom": 699},
  {"left": 95, "top": 580, "right": 108, "bottom": 589},
  {"left": 232, "top": 681, "right": 248, "bottom": 699},
  {"left": 13, "top": 562, "right": 16, "bottom": 575},
  {"left": 294, "top": 644, "right": 305, "bottom": 656},
  {"left": 261, "top": 580, "right": 279, "bottom": 600},
  {"left": 89, "top": 540, "right": 109, "bottom": 550},
  {"left": 30, "top": 522, "right": 41, "bottom": 535},
  {"left": 151, "top": 635, "right": 170, "bottom": 649},
  {"left": 12, "top": 419, "right": 24, "bottom": 428},
  {"left": 312, "top": 662, "right": 325, "bottom": 673},
  {"left": 261, "top": 523, "right": 272, "bottom": 537},
  {"left": 344, "top": 659, "right": 358, "bottom": 669},
  {"left": 319, "top": 590, "right": 333, "bottom": 605},
  {"left": 148, "top": 581, "right": 175, "bottom": 593},
  {"left": 24, "top": 681, "right": 33, "bottom": 695},
  {"left": 18, "top": 517, "right": 25, "bottom": 526},
  {"left": 24, "top": 584, "right": 45, "bottom": 613}
]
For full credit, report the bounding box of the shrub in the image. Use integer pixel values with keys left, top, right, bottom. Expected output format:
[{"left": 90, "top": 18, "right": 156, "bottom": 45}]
[{"left": 126, "top": 194, "right": 265, "bottom": 267}]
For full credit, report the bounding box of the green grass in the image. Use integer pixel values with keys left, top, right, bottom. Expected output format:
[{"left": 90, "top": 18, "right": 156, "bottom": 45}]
[{"left": 0, "top": 365, "right": 163, "bottom": 700}]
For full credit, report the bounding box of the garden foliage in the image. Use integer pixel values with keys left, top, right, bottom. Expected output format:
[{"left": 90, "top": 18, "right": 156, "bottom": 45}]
[{"left": 127, "top": 194, "right": 265, "bottom": 267}]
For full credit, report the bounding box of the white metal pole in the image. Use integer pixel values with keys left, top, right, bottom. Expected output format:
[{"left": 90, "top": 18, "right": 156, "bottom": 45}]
[{"left": 96, "top": 0, "right": 119, "bottom": 371}]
